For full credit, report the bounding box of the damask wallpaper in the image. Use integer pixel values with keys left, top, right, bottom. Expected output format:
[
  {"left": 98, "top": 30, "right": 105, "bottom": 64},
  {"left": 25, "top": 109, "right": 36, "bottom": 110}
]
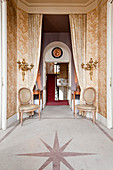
[
  {"left": 86, "top": 0, "right": 107, "bottom": 118},
  {"left": 7, "top": 1, "right": 29, "bottom": 118},
  {"left": 86, "top": 8, "right": 98, "bottom": 110},
  {"left": 98, "top": 0, "right": 107, "bottom": 118},
  {"left": 7, "top": 0, "right": 17, "bottom": 118},
  {"left": 17, "top": 8, "right": 29, "bottom": 89}
]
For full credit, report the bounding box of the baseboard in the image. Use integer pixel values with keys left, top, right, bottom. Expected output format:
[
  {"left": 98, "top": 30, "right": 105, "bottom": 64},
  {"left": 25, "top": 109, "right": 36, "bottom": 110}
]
[
  {"left": 96, "top": 112, "right": 107, "bottom": 127},
  {"left": 86, "top": 112, "right": 107, "bottom": 127},
  {"left": 7, "top": 112, "right": 31, "bottom": 127},
  {"left": 7, "top": 103, "right": 42, "bottom": 128},
  {"left": 7, "top": 113, "right": 18, "bottom": 127}
]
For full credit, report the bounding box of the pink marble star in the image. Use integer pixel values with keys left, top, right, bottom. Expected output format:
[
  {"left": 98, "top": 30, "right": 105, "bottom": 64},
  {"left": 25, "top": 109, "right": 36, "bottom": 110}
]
[{"left": 17, "top": 131, "right": 96, "bottom": 170}]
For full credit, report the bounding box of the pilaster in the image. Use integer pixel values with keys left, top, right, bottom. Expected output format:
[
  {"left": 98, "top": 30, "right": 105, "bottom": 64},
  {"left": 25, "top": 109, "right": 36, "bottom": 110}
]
[
  {"left": 1, "top": 0, "right": 7, "bottom": 130},
  {"left": 0, "top": 0, "right": 2, "bottom": 129}
]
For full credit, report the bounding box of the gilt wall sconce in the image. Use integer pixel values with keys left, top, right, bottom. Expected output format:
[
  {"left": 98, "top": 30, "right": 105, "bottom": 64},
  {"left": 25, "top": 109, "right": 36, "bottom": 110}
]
[
  {"left": 81, "top": 58, "right": 98, "bottom": 81},
  {"left": 17, "top": 59, "right": 34, "bottom": 81}
]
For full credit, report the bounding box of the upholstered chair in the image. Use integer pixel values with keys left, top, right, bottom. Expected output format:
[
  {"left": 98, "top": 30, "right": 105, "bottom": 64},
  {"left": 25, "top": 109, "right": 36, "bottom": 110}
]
[
  {"left": 18, "top": 87, "right": 40, "bottom": 126},
  {"left": 75, "top": 87, "right": 96, "bottom": 123}
]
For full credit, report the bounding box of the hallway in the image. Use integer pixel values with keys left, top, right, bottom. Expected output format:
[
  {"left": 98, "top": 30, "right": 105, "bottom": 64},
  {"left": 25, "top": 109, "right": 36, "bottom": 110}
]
[
  {"left": 41, "top": 106, "right": 74, "bottom": 119},
  {"left": 0, "top": 106, "right": 113, "bottom": 170}
]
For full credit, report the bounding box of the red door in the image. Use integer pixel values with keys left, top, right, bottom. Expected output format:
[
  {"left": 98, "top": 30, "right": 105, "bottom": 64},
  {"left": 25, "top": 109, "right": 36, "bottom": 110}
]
[{"left": 46, "top": 74, "right": 56, "bottom": 102}]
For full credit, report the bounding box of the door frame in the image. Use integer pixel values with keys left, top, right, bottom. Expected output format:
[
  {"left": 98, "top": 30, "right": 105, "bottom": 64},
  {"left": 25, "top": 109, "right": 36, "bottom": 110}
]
[
  {"left": 43, "top": 61, "right": 71, "bottom": 107},
  {"left": 0, "top": 1, "right": 2, "bottom": 129},
  {"left": 0, "top": 0, "right": 7, "bottom": 130},
  {"left": 107, "top": 0, "right": 113, "bottom": 128}
]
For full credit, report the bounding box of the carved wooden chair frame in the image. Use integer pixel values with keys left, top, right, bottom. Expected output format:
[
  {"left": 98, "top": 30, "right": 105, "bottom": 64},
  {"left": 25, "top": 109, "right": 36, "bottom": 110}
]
[
  {"left": 18, "top": 87, "right": 40, "bottom": 126},
  {"left": 75, "top": 87, "right": 96, "bottom": 123}
]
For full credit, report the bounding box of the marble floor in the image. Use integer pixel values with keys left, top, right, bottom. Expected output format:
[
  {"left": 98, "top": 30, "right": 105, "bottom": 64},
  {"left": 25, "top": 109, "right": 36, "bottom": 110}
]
[{"left": 0, "top": 106, "right": 113, "bottom": 170}]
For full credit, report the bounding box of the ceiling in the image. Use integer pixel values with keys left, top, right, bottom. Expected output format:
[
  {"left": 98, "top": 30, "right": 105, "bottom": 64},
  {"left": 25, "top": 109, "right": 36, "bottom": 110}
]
[
  {"left": 43, "top": 15, "right": 70, "bottom": 33},
  {"left": 25, "top": 0, "right": 89, "bottom": 3},
  {"left": 18, "top": 0, "right": 97, "bottom": 14}
]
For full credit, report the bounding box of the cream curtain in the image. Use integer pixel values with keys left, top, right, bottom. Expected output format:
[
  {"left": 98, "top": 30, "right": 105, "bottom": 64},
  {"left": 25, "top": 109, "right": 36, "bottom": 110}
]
[
  {"left": 69, "top": 14, "right": 87, "bottom": 103},
  {"left": 28, "top": 14, "right": 43, "bottom": 90}
]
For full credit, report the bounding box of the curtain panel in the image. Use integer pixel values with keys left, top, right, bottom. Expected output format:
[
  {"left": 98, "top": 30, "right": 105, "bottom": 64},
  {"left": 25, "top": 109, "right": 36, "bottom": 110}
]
[
  {"left": 69, "top": 14, "right": 87, "bottom": 103},
  {"left": 28, "top": 14, "right": 43, "bottom": 90}
]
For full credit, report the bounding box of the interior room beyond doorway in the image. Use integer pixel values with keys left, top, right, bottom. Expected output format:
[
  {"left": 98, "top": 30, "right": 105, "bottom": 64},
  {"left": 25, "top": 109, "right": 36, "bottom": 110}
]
[{"left": 46, "top": 62, "right": 69, "bottom": 106}]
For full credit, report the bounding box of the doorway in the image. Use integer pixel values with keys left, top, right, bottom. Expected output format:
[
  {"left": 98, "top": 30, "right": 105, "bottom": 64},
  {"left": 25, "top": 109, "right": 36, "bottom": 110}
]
[
  {"left": 42, "top": 14, "right": 72, "bottom": 107},
  {"left": 46, "top": 63, "right": 69, "bottom": 105},
  {"left": 43, "top": 41, "right": 72, "bottom": 107}
]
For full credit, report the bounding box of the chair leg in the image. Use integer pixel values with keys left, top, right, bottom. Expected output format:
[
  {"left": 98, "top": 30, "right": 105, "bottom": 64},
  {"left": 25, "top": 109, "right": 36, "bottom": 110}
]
[
  {"left": 38, "top": 108, "right": 40, "bottom": 120},
  {"left": 93, "top": 111, "right": 96, "bottom": 124},
  {"left": 32, "top": 111, "right": 34, "bottom": 116},
  {"left": 83, "top": 111, "right": 85, "bottom": 118},
  {"left": 21, "top": 112, "right": 23, "bottom": 126},
  {"left": 19, "top": 111, "right": 21, "bottom": 123},
  {"left": 95, "top": 111, "right": 96, "bottom": 121},
  {"left": 75, "top": 107, "right": 77, "bottom": 119}
]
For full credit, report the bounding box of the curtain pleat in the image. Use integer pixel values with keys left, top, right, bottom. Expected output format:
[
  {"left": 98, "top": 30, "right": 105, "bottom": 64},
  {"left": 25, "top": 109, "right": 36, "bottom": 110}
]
[
  {"left": 69, "top": 14, "right": 87, "bottom": 103},
  {"left": 28, "top": 14, "right": 43, "bottom": 90}
]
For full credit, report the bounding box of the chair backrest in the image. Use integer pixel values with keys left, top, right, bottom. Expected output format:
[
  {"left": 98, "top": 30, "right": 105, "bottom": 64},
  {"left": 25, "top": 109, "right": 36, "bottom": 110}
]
[
  {"left": 83, "top": 87, "right": 96, "bottom": 105},
  {"left": 18, "top": 87, "right": 32, "bottom": 105}
]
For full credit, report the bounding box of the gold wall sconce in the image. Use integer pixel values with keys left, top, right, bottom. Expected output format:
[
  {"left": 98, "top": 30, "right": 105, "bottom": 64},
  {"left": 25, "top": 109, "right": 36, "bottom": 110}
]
[
  {"left": 17, "top": 59, "right": 34, "bottom": 81},
  {"left": 81, "top": 58, "right": 98, "bottom": 81}
]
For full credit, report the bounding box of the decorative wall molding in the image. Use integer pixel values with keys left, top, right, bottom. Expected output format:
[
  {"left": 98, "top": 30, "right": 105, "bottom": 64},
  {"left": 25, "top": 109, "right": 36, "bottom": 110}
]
[{"left": 17, "top": 0, "right": 98, "bottom": 14}]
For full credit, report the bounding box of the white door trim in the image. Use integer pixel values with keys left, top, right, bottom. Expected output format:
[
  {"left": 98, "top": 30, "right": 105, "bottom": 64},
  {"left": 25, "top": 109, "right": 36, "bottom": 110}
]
[
  {"left": 107, "top": 0, "right": 113, "bottom": 129},
  {"left": 0, "top": 0, "right": 2, "bottom": 129},
  {"left": 1, "top": 0, "right": 7, "bottom": 130}
]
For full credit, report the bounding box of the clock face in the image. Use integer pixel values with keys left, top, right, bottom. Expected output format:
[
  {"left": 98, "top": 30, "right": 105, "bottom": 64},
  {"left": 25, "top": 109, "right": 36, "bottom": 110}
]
[{"left": 52, "top": 47, "right": 63, "bottom": 59}]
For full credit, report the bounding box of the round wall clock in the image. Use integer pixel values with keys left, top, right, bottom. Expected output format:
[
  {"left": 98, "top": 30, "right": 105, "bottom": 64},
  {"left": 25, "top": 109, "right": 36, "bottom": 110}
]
[{"left": 52, "top": 47, "right": 63, "bottom": 59}]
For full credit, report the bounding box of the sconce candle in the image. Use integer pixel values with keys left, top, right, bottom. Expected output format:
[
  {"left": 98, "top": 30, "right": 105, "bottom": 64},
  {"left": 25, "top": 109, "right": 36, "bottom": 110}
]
[
  {"left": 17, "top": 59, "right": 34, "bottom": 81},
  {"left": 81, "top": 58, "right": 98, "bottom": 81}
]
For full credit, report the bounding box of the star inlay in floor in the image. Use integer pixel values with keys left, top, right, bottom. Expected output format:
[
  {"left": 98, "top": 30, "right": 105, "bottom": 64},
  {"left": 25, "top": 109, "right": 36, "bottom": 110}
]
[{"left": 17, "top": 131, "right": 96, "bottom": 170}]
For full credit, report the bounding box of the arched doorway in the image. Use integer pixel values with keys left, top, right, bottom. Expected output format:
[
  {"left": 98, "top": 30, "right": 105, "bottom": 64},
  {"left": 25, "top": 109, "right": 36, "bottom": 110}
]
[{"left": 43, "top": 41, "right": 71, "bottom": 107}]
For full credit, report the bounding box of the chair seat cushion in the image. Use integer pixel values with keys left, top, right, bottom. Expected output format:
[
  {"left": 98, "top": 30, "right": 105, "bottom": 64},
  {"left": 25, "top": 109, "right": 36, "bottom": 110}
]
[
  {"left": 20, "top": 104, "right": 39, "bottom": 111},
  {"left": 76, "top": 104, "right": 96, "bottom": 110}
]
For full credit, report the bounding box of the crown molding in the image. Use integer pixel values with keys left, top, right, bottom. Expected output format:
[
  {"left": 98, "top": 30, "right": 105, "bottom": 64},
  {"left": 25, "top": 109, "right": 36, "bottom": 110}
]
[{"left": 17, "top": 0, "right": 98, "bottom": 14}]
